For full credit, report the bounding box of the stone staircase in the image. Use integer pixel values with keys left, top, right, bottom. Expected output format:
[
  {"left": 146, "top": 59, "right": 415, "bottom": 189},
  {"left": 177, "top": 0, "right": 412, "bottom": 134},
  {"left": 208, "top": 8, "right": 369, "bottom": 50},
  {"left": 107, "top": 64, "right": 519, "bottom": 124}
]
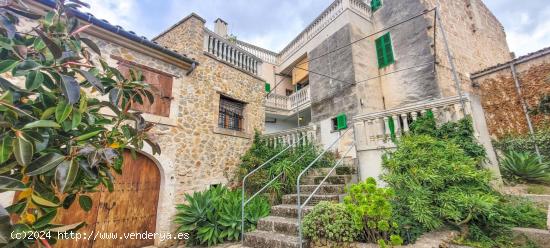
[{"left": 243, "top": 157, "right": 358, "bottom": 248}]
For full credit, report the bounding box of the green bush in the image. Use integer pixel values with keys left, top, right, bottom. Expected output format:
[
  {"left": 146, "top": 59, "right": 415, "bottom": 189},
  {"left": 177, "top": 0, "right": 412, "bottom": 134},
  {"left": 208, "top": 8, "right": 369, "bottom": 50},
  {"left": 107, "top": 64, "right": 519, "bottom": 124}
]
[
  {"left": 494, "top": 126, "right": 550, "bottom": 159},
  {"left": 302, "top": 201, "right": 361, "bottom": 244},
  {"left": 382, "top": 135, "right": 495, "bottom": 231},
  {"left": 174, "top": 186, "right": 270, "bottom": 246},
  {"left": 343, "top": 178, "right": 403, "bottom": 246},
  {"left": 410, "top": 115, "right": 486, "bottom": 162},
  {"left": 236, "top": 132, "right": 337, "bottom": 203},
  {"left": 500, "top": 151, "right": 550, "bottom": 184}
]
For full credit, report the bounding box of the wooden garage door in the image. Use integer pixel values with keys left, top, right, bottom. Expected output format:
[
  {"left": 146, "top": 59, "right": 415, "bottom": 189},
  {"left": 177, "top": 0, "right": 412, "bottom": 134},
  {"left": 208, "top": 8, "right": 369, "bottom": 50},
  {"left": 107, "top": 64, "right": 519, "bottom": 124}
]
[{"left": 55, "top": 151, "right": 161, "bottom": 248}]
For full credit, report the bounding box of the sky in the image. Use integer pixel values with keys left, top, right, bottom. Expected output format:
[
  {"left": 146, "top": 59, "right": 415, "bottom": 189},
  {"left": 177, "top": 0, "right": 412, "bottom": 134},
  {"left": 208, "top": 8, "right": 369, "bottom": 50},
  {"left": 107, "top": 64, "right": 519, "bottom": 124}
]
[{"left": 87, "top": 0, "right": 550, "bottom": 56}]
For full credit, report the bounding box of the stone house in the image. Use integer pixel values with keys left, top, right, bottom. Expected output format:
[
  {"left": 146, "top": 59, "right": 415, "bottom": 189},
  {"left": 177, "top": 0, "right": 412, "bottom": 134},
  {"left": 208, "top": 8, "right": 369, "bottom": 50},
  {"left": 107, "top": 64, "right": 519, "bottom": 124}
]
[
  {"left": 471, "top": 47, "right": 550, "bottom": 139},
  {"left": 229, "top": 0, "right": 510, "bottom": 180},
  {"left": 1, "top": 0, "right": 265, "bottom": 247}
]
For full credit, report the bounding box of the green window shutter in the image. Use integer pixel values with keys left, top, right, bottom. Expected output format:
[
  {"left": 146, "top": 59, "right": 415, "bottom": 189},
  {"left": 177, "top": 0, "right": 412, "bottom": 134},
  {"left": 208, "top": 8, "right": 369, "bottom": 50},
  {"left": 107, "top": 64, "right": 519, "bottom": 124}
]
[
  {"left": 265, "top": 83, "right": 271, "bottom": 93},
  {"left": 336, "top": 113, "right": 347, "bottom": 130},
  {"left": 371, "top": 0, "right": 382, "bottom": 11},
  {"left": 383, "top": 33, "right": 394, "bottom": 64},
  {"left": 375, "top": 32, "right": 395, "bottom": 68}
]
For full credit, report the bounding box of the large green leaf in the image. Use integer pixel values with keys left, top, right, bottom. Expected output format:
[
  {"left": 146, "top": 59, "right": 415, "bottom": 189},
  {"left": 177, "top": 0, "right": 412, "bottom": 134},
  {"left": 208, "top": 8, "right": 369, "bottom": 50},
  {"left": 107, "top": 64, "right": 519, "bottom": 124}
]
[
  {"left": 76, "top": 69, "right": 104, "bottom": 93},
  {"left": 75, "top": 130, "right": 102, "bottom": 141},
  {"left": 34, "top": 28, "right": 62, "bottom": 59},
  {"left": 12, "top": 134, "right": 33, "bottom": 166},
  {"left": 31, "top": 193, "right": 58, "bottom": 207},
  {"left": 78, "top": 195, "right": 92, "bottom": 212},
  {"left": 0, "top": 205, "right": 10, "bottom": 244},
  {"left": 0, "top": 60, "right": 17, "bottom": 74},
  {"left": 80, "top": 37, "right": 101, "bottom": 55},
  {"left": 0, "top": 176, "right": 25, "bottom": 191},
  {"left": 24, "top": 71, "right": 44, "bottom": 90},
  {"left": 60, "top": 75, "right": 80, "bottom": 104},
  {"left": 0, "top": 136, "right": 12, "bottom": 164},
  {"left": 26, "top": 153, "right": 65, "bottom": 176},
  {"left": 71, "top": 111, "right": 82, "bottom": 129},
  {"left": 55, "top": 100, "right": 72, "bottom": 123},
  {"left": 22, "top": 120, "right": 60, "bottom": 129},
  {"left": 48, "top": 222, "right": 83, "bottom": 233},
  {"left": 13, "top": 60, "right": 40, "bottom": 76},
  {"left": 55, "top": 159, "right": 78, "bottom": 193}
]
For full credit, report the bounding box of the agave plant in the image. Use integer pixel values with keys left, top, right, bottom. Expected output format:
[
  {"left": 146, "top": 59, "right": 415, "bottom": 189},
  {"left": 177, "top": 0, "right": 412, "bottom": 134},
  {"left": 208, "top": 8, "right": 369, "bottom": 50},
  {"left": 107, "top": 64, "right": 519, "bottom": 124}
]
[
  {"left": 500, "top": 151, "right": 550, "bottom": 183},
  {"left": 175, "top": 186, "right": 270, "bottom": 246}
]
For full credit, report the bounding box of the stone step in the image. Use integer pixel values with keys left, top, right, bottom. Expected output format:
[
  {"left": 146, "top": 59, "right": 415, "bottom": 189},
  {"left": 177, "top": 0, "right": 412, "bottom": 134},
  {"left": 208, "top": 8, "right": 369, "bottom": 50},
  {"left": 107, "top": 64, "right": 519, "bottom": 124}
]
[
  {"left": 299, "top": 184, "right": 347, "bottom": 194},
  {"left": 271, "top": 204, "right": 314, "bottom": 218},
  {"left": 282, "top": 194, "right": 340, "bottom": 205},
  {"left": 306, "top": 166, "right": 357, "bottom": 177},
  {"left": 301, "top": 175, "right": 355, "bottom": 185},
  {"left": 257, "top": 216, "right": 299, "bottom": 236},
  {"left": 244, "top": 230, "right": 308, "bottom": 248}
]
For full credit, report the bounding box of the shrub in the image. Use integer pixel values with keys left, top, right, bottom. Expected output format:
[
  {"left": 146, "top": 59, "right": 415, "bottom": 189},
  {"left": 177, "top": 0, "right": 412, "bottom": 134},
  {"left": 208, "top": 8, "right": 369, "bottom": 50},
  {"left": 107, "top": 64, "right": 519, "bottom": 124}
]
[
  {"left": 410, "top": 115, "right": 486, "bottom": 162},
  {"left": 302, "top": 201, "right": 361, "bottom": 244},
  {"left": 500, "top": 151, "right": 550, "bottom": 184},
  {"left": 236, "top": 132, "right": 337, "bottom": 203},
  {"left": 343, "top": 178, "right": 403, "bottom": 246},
  {"left": 174, "top": 186, "right": 270, "bottom": 246},
  {"left": 494, "top": 126, "right": 550, "bottom": 159},
  {"left": 382, "top": 135, "right": 496, "bottom": 235},
  {"left": 0, "top": 1, "right": 160, "bottom": 245}
]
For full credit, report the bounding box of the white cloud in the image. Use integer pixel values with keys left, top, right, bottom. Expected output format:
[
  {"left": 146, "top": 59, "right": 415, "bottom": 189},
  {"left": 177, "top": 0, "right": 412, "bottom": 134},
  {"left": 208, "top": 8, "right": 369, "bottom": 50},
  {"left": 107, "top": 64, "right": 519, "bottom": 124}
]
[{"left": 87, "top": 0, "right": 138, "bottom": 29}]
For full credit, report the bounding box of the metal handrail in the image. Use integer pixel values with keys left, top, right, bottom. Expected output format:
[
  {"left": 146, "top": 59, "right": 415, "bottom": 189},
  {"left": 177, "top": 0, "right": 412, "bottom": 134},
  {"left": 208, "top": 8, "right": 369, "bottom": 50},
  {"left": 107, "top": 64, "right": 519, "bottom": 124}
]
[
  {"left": 241, "top": 135, "right": 308, "bottom": 243},
  {"left": 295, "top": 128, "right": 352, "bottom": 248}
]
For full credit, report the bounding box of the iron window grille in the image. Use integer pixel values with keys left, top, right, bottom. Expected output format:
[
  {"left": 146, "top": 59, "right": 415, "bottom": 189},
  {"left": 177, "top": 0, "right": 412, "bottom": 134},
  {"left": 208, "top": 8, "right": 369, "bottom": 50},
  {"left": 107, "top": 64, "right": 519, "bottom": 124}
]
[{"left": 218, "top": 96, "right": 245, "bottom": 131}]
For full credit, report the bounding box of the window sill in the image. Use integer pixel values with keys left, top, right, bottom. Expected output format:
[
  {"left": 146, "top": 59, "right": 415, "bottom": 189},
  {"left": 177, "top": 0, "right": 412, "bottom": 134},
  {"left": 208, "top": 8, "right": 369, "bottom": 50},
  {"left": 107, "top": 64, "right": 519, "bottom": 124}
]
[{"left": 213, "top": 127, "right": 251, "bottom": 139}]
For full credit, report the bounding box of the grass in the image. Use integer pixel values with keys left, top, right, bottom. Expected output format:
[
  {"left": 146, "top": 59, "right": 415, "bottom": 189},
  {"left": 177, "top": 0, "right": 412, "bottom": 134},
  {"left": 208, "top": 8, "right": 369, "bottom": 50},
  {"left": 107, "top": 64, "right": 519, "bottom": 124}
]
[{"left": 526, "top": 184, "right": 550, "bottom": 195}]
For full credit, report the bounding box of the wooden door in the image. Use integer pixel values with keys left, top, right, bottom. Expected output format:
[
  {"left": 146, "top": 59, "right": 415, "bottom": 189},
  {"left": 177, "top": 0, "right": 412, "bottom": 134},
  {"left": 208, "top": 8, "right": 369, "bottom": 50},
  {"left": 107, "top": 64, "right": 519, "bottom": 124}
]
[{"left": 55, "top": 151, "right": 161, "bottom": 248}]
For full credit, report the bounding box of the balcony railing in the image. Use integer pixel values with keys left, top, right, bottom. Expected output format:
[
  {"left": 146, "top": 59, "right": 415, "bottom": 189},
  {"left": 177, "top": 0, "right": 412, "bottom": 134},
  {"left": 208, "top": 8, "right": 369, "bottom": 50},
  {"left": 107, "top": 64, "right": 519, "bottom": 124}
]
[
  {"left": 265, "top": 85, "right": 311, "bottom": 112},
  {"left": 264, "top": 125, "right": 317, "bottom": 147},
  {"left": 353, "top": 95, "right": 476, "bottom": 151},
  {"left": 277, "top": 0, "right": 371, "bottom": 64},
  {"left": 203, "top": 29, "right": 261, "bottom": 75}
]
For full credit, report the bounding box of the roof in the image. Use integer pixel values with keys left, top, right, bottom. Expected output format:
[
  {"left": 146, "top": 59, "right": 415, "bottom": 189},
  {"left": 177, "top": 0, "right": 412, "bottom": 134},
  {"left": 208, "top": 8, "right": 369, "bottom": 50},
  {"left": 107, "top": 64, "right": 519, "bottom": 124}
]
[
  {"left": 471, "top": 46, "right": 550, "bottom": 78},
  {"left": 152, "top": 13, "right": 206, "bottom": 41},
  {"left": 34, "top": 0, "right": 198, "bottom": 66}
]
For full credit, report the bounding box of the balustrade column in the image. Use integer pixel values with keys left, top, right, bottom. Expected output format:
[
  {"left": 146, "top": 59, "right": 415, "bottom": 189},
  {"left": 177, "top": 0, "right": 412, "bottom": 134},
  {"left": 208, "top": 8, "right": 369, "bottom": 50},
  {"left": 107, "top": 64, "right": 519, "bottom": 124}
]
[
  {"left": 401, "top": 114, "right": 409, "bottom": 133},
  {"left": 411, "top": 112, "right": 418, "bottom": 121},
  {"left": 392, "top": 115, "right": 400, "bottom": 138}
]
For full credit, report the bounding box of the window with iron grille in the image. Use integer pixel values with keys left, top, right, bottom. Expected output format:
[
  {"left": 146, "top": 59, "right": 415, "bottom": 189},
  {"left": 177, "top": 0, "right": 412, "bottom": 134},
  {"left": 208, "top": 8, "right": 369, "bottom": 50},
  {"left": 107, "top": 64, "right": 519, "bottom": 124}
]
[{"left": 218, "top": 96, "right": 245, "bottom": 131}]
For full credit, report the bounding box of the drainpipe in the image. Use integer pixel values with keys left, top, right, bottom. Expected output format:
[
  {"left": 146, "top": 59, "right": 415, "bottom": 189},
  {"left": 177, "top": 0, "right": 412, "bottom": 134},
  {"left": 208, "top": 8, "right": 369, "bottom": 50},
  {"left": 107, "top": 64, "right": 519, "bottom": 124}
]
[
  {"left": 435, "top": 6, "right": 466, "bottom": 112},
  {"left": 510, "top": 63, "right": 542, "bottom": 160}
]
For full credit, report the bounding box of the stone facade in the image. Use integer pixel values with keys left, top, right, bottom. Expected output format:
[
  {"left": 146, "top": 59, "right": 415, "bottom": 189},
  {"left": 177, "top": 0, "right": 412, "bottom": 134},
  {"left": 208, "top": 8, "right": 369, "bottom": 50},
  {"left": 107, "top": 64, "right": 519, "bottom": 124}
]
[
  {"left": 2, "top": 4, "right": 265, "bottom": 247},
  {"left": 471, "top": 48, "right": 550, "bottom": 139}
]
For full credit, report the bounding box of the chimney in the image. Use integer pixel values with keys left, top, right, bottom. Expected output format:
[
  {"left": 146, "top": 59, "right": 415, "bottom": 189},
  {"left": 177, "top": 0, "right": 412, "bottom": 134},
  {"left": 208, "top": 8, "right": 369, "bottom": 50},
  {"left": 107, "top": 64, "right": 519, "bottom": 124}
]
[{"left": 214, "top": 18, "right": 228, "bottom": 38}]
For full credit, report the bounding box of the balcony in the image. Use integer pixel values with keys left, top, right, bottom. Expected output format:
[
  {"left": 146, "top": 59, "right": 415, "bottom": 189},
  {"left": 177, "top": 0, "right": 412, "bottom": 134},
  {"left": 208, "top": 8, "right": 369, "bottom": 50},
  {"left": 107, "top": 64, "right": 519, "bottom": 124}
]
[
  {"left": 265, "top": 85, "right": 311, "bottom": 114},
  {"left": 203, "top": 29, "right": 261, "bottom": 75},
  {"left": 263, "top": 125, "right": 317, "bottom": 147},
  {"left": 353, "top": 95, "right": 477, "bottom": 151}
]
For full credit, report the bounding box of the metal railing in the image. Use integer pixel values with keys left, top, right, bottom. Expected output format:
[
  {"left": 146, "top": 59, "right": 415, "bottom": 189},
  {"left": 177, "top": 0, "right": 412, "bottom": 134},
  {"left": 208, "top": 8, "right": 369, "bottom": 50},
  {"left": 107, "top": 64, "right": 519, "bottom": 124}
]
[
  {"left": 295, "top": 128, "right": 353, "bottom": 248},
  {"left": 241, "top": 135, "right": 309, "bottom": 243}
]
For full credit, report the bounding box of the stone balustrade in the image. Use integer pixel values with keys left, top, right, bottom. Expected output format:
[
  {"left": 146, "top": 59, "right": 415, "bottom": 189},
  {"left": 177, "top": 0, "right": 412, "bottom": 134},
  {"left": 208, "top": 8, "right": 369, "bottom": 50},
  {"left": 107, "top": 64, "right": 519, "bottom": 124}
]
[
  {"left": 203, "top": 29, "right": 261, "bottom": 75},
  {"left": 264, "top": 125, "right": 317, "bottom": 147},
  {"left": 353, "top": 95, "right": 476, "bottom": 151},
  {"left": 265, "top": 85, "right": 311, "bottom": 113},
  {"left": 235, "top": 40, "right": 278, "bottom": 65},
  {"left": 277, "top": 0, "right": 371, "bottom": 64}
]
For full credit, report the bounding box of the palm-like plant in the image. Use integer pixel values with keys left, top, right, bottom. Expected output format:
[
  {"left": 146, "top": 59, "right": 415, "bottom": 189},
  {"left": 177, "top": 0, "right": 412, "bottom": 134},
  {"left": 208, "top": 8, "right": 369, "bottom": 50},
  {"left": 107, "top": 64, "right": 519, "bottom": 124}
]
[{"left": 500, "top": 151, "right": 550, "bottom": 184}]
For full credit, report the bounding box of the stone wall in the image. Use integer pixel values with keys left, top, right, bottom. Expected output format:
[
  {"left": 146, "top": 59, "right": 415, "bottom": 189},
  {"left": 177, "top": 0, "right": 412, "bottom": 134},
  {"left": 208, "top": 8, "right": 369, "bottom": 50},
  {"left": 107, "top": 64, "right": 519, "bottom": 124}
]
[
  {"left": 421, "top": 0, "right": 512, "bottom": 97},
  {"left": 472, "top": 50, "right": 550, "bottom": 139},
  {"left": 153, "top": 11, "right": 265, "bottom": 206}
]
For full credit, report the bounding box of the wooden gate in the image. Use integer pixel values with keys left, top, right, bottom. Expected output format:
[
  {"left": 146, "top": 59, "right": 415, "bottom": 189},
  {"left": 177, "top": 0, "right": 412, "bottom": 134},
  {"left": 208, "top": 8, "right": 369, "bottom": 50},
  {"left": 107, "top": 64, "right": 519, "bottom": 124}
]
[{"left": 55, "top": 151, "right": 161, "bottom": 248}]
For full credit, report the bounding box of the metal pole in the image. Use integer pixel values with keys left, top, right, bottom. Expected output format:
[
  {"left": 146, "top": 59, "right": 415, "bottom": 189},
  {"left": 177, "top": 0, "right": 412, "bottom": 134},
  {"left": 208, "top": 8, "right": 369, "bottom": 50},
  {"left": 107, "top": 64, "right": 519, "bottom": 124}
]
[
  {"left": 510, "top": 64, "right": 542, "bottom": 160},
  {"left": 435, "top": 6, "right": 465, "bottom": 113}
]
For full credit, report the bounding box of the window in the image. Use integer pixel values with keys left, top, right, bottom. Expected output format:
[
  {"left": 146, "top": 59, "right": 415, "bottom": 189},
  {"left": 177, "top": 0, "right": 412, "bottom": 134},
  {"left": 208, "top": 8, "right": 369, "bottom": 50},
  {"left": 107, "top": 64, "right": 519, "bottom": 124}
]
[
  {"left": 218, "top": 95, "right": 245, "bottom": 131},
  {"left": 265, "top": 83, "right": 271, "bottom": 93},
  {"left": 371, "top": 0, "right": 382, "bottom": 12},
  {"left": 332, "top": 113, "right": 347, "bottom": 131},
  {"left": 375, "top": 32, "right": 395, "bottom": 68},
  {"left": 116, "top": 58, "right": 173, "bottom": 117}
]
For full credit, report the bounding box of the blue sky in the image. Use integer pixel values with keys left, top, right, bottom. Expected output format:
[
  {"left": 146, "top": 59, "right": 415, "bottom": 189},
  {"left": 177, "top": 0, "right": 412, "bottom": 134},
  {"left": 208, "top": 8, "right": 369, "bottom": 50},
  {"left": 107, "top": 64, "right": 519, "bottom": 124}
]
[{"left": 88, "top": 0, "right": 550, "bottom": 56}]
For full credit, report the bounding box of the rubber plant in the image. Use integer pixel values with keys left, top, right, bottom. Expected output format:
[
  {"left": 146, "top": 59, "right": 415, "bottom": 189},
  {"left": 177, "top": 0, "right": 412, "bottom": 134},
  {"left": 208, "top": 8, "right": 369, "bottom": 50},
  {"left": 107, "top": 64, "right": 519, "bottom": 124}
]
[{"left": 0, "top": 0, "right": 160, "bottom": 246}]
